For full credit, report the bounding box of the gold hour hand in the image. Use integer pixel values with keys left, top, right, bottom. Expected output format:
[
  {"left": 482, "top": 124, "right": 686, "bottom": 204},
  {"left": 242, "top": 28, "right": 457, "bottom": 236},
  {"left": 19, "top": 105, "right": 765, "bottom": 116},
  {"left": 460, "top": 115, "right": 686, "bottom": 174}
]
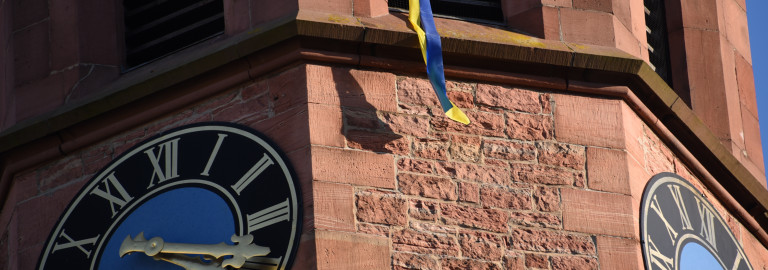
[{"left": 119, "top": 232, "right": 271, "bottom": 269}]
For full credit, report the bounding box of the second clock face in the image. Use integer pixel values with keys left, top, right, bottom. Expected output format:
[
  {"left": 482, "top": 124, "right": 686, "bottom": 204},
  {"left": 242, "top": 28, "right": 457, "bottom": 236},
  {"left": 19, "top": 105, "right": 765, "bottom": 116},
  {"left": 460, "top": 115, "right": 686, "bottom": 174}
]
[
  {"left": 36, "top": 122, "right": 302, "bottom": 270},
  {"left": 641, "top": 173, "right": 751, "bottom": 270}
]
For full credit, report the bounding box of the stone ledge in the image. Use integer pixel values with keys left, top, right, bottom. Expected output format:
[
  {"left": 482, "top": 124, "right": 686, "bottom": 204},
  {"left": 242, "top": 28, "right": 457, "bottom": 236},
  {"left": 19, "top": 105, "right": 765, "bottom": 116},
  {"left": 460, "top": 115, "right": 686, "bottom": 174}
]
[{"left": 0, "top": 9, "right": 767, "bottom": 248}]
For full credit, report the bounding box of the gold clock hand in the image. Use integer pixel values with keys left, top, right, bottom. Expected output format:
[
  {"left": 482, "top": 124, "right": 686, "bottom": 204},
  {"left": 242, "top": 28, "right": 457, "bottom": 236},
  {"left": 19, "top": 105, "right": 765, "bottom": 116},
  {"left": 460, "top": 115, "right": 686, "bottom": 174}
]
[
  {"left": 153, "top": 253, "right": 222, "bottom": 270},
  {"left": 119, "top": 232, "right": 271, "bottom": 269}
]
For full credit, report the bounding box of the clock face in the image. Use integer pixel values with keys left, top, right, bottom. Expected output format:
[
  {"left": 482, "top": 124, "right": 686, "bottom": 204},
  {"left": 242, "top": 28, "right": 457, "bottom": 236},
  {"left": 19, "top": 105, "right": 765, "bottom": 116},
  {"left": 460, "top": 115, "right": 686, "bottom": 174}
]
[
  {"left": 641, "top": 173, "right": 752, "bottom": 270},
  {"left": 36, "top": 122, "right": 302, "bottom": 270}
]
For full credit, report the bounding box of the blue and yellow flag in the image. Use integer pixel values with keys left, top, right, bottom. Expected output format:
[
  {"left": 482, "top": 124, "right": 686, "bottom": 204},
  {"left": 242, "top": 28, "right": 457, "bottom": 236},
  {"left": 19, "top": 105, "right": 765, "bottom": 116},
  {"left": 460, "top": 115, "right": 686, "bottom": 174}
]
[{"left": 408, "top": 0, "right": 470, "bottom": 125}]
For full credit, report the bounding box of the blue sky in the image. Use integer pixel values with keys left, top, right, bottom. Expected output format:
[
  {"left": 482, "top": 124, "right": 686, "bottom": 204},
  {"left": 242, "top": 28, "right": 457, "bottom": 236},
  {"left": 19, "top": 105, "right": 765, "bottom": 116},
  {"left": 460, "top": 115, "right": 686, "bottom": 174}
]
[{"left": 747, "top": 0, "right": 768, "bottom": 185}]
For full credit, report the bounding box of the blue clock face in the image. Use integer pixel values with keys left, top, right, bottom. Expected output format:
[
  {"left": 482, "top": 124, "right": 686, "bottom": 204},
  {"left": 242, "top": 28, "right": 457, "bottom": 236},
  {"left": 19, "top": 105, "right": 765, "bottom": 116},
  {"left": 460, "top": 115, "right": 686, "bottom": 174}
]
[
  {"left": 36, "top": 123, "right": 302, "bottom": 270},
  {"left": 641, "top": 173, "right": 752, "bottom": 270}
]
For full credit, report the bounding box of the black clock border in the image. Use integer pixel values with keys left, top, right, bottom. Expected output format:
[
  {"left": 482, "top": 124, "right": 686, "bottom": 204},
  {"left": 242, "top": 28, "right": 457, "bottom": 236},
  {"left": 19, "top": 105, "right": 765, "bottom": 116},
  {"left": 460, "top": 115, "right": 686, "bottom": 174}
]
[
  {"left": 36, "top": 122, "right": 303, "bottom": 270},
  {"left": 640, "top": 172, "right": 752, "bottom": 270}
]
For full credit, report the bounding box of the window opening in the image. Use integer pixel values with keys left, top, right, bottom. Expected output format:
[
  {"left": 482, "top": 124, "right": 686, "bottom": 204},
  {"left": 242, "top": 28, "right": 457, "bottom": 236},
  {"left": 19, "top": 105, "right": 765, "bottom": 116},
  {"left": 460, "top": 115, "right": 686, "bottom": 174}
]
[
  {"left": 644, "top": 0, "right": 673, "bottom": 85},
  {"left": 388, "top": 0, "right": 504, "bottom": 25},
  {"left": 123, "top": 0, "right": 225, "bottom": 69}
]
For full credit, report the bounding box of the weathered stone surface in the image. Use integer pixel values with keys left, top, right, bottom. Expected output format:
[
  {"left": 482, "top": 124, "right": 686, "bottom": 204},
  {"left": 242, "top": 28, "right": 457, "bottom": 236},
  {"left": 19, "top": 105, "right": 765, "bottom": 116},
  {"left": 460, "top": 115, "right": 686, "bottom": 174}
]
[
  {"left": 392, "top": 228, "right": 459, "bottom": 256},
  {"left": 381, "top": 112, "right": 430, "bottom": 138},
  {"left": 509, "top": 212, "right": 562, "bottom": 229},
  {"left": 356, "top": 192, "right": 408, "bottom": 225},
  {"left": 477, "top": 84, "right": 543, "bottom": 113},
  {"left": 393, "top": 252, "right": 439, "bottom": 270},
  {"left": 398, "top": 158, "right": 434, "bottom": 174},
  {"left": 597, "top": 236, "right": 641, "bottom": 269},
  {"left": 483, "top": 139, "right": 536, "bottom": 161},
  {"left": 398, "top": 77, "right": 440, "bottom": 106},
  {"left": 409, "top": 200, "right": 437, "bottom": 221},
  {"left": 398, "top": 173, "right": 457, "bottom": 200},
  {"left": 443, "top": 258, "right": 503, "bottom": 270},
  {"left": 537, "top": 142, "right": 586, "bottom": 170},
  {"left": 511, "top": 163, "right": 580, "bottom": 186},
  {"left": 315, "top": 230, "right": 390, "bottom": 270},
  {"left": 562, "top": 189, "right": 635, "bottom": 238},
  {"left": 480, "top": 186, "right": 532, "bottom": 210},
  {"left": 534, "top": 186, "right": 560, "bottom": 212},
  {"left": 459, "top": 231, "right": 505, "bottom": 260},
  {"left": 448, "top": 134, "right": 482, "bottom": 162},
  {"left": 441, "top": 204, "right": 509, "bottom": 233},
  {"left": 312, "top": 146, "right": 395, "bottom": 188},
  {"left": 314, "top": 181, "right": 355, "bottom": 232},
  {"left": 410, "top": 220, "right": 458, "bottom": 234},
  {"left": 437, "top": 162, "right": 510, "bottom": 184},
  {"left": 508, "top": 228, "right": 596, "bottom": 255},
  {"left": 505, "top": 112, "right": 553, "bottom": 141},
  {"left": 504, "top": 253, "right": 526, "bottom": 270},
  {"left": 457, "top": 181, "right": 479, "bottom": 203},
  {"left": 550, "top": 256, "right": 599, "bottom": 270},
  {"left": 448, "top": 90, "right": 475, "bottom": 109},
  {"left": 525, "top": 253, "right": 549, "bottom": 268},
  {"left": 414, "top": 138, "right": 448, "bottom": 160}
]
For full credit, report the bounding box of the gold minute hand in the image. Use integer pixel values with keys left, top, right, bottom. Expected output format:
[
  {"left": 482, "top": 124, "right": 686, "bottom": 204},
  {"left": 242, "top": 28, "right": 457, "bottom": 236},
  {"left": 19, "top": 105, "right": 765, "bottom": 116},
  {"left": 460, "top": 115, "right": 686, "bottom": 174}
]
[{"left": 119, "top": 232, "right": 271, "bottom": 268}]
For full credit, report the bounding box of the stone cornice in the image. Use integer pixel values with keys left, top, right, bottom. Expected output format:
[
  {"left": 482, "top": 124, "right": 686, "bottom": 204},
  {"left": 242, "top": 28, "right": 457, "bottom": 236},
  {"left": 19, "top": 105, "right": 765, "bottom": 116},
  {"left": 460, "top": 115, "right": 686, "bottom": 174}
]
[{"left": 1, "top": 10, "right": 766, "bottom": 247}]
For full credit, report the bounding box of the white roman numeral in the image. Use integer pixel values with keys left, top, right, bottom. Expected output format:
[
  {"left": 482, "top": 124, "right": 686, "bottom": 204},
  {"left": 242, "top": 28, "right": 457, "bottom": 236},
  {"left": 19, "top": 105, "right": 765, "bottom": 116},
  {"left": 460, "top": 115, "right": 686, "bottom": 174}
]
[
  {"left": 201, "top": 134, "right": 228, "bottom": 176},
  {"left": 145, "top": 138, "right": 180, "bottom": 188},
  {"left": 247, "top": 199, "right": 290, "bottom": 233},
  {"left": 90, "top": 172, "right": 134, "bottom": 217},
  {"left": 231, "top": 153, "right": 274, "bottom": 195},
  {"left": 731, "top": 252, "right": 743, "bottom": 270},
  {"left": 668, "top": 185, "right": 693, "bottom": 231},
  {"left": 243, "top": 256, "right": 282, "bottom": 270},
  {"left": 650, "top": 195, "right": 678, "bottom": 245},
  {"left": 696, "top": 197, "right": 717, "bottom": 251},
  {"left": 647, "top": 237, "right": 673, "bottom": 270},
  {"left": 51, "top": 229, "right": 100, "bottom": 258}
]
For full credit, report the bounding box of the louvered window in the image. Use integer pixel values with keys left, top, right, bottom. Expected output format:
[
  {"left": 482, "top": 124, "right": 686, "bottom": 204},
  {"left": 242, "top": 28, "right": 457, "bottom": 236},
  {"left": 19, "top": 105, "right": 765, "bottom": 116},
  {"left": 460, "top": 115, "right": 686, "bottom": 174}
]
[
  {"left": 644, "top": 0, "right": 672, "bottom": 85},
  {"left": 388, "top": 0, "right": 504, "bottom": 24},
  {"left": 123, "top": 0, "right": 225, "bottom": 69}
]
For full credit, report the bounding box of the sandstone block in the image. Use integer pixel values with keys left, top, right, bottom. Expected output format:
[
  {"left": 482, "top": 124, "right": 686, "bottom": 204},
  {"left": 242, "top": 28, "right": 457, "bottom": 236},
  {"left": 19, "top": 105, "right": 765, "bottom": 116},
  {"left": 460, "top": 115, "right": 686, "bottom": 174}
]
[
  {"left": 534, "top": 186, "right": 560, "bottom": 212},
  {"left": 440, "top": 204, "right": 509, "bottom": 233},
  {"left": 315, "top": 230, "right": 389, "bottom": 270},
  {"left": 437, "top": 162, "right": 510, "bottom": 185},
  {"left": 483, "top": 139, "right": 536, "bottom": 161},
  {"left": 459, "top": 231, "right": 505, "bottom": 260},
  {"left": 314, "top": 181, "right": 355, "bottom": 232},
  {"left": 505, "top": 112, "right": 553, "bottom": 141},
  {"left": 480, "top": 186, "right": 532, "bottom": 210},
  {"left": 508, "top": 228, "right": 595, "bottom": 255},
  {"left": 525, "top": 253, "right": 549, "bottom": 268},
  {"left": 311, "top": 146, "right": 395, "bottom": 188},
  {"left": 356, "top": 191, "right": 408, "bottom": 225},
  {"left": 443, "top": 258, "right": 503, "bottom": 270},
  {"left": 562, "top": 189, "right": 635, "bottom": 238},
  {"left": 550, "top": 256, "right": 598, "bottom": 270},
  {"left": 398, "top": 173, "right": 457, "bottom": 201},
  {"left": 477, "top": 84, "right": 543, "bottom": 113},
  {"left": 393, "top": 252, "right": 439, "bottom": 270},
  {"left": 392, "top": 228, "right": 459, "bottom": 256},
  {"left": 397, "top": 158, "right": 435, "bottom": 174},
  {"left": 457, "top": 181, "right": 479, "bottom": 203},
  {"left": 409, "top": 200, "right": 438, "bottom": 221},
  {"left": 509, "top": 212, "right": 562, "bottom": 229},
  {"left": 511, "top": 163, "right": 581, "bottom": 186},
  {"left": 537, "top": 142, "right": 586, "bottom": 170}
]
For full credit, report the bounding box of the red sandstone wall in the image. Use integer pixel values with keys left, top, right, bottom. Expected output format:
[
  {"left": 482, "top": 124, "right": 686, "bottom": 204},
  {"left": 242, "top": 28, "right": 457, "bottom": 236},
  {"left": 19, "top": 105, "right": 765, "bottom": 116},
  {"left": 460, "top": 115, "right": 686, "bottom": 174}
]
[{"left": 3, "top": 63, "right": 766, "bottom": 269}]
